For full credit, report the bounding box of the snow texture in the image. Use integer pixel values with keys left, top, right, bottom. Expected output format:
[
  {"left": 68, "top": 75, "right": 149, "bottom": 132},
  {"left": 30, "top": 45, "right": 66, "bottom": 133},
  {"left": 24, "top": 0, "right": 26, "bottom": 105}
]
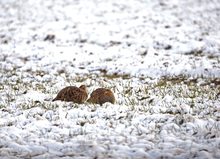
[{"left": 0, "top": 0, "right": 220, "bottom": 158}]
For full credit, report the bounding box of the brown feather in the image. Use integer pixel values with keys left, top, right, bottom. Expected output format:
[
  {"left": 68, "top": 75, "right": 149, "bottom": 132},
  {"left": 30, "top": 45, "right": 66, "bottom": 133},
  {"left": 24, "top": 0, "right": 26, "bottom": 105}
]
[
  {"left": 87, "top": 88, "right": 115, "bottom": 105},
  {"left": 53, "top": 85, "right": 88, "bottom": 103}
]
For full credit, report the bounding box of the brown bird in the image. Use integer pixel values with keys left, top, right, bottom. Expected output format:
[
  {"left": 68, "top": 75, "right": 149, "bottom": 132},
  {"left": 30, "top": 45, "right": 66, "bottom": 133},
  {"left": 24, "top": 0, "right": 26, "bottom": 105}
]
[
  {"left": 52, "top": 85, "right": 88, "bottom": 103},
  {"left": 87, "top": 88, "right": 115, "bottom": 105}
]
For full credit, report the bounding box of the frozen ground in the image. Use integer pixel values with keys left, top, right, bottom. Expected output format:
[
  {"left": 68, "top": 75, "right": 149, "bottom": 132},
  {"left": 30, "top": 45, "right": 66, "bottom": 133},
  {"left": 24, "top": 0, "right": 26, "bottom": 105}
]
[{"left": 0, "top": 0, "right": 220, "bottom": 158}]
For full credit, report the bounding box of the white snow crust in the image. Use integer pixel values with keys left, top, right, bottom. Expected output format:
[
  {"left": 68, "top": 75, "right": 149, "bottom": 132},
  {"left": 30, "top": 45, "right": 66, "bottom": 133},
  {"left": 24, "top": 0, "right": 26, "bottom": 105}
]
[{"left": 0, "top": 0, "right": 220, "bottom": 158}]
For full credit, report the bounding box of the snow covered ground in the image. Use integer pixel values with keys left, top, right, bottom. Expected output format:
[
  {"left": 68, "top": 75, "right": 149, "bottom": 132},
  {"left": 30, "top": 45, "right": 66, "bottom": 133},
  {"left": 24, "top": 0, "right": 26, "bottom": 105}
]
[{"left": 0, "top": 0, "right": 220, "bottom": 158}]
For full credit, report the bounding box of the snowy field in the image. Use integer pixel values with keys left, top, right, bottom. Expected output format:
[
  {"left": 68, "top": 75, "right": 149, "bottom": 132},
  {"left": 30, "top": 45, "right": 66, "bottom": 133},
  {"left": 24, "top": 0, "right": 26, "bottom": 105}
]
[{"left": 0, "top": 0, "right": 220, "bottom": 158}]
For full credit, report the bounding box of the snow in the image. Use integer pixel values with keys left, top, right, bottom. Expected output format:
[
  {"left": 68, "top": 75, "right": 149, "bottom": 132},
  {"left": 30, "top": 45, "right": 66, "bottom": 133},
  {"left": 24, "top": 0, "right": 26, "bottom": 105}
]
[{"left": 0, "top": 0, "right": 220, "bottom": 158}]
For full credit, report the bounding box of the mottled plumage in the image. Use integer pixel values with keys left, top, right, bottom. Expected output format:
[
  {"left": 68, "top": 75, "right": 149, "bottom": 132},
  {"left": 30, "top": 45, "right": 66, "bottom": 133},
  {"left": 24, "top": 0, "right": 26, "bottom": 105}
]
[
  {"left": 87, "top": 88, "right": 115, "bottom": 105},
  {"left": 52, "top": 85, "right": 88, "bottom": 103}
]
